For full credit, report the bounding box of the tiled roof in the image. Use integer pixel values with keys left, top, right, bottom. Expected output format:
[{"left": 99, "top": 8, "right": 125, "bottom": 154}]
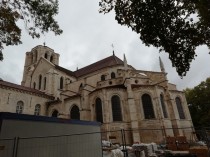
[
  {"left": 54, "top": 65, "right": 76, "bottom": 77},
  {"left": 54, "top": 55, "right": 124, "bottom": 78},
  {"left": 74, "top": 55, "right": 124, "bottom": 77},
  {"left": 0, "top": 80, "right": 54, "bottom": 99}
]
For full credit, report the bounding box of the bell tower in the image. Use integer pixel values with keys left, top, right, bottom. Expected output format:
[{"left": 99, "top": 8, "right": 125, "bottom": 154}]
[{"left": 21, "top": 45, "right": 60, "bottom": 87}]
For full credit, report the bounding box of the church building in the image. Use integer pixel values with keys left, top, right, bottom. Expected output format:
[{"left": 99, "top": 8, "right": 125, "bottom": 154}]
[{"left": 0, "top": 45, "right": 194, "bottom": 144}]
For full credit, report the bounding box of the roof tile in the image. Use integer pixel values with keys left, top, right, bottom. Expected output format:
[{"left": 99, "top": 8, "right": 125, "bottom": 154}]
[
  {"left": 0, "top": 80, "right": 54, "bottom": 99},
  {"left": 75, "top": 55, "right": 124, "bottom": 77}
]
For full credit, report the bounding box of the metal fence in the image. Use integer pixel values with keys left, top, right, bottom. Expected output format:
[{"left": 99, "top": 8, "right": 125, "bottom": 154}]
[
  {"left": 0, "top": 132, "right": 102, "bottom": 157},
  {"left": 0, "top": 127, "right": 209, "bottom": 157}
]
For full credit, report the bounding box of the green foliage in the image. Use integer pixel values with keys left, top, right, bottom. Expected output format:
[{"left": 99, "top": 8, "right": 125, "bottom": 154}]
[
  {"left": 0, "top": 0, "right": 63, "bottom": 61},
  {"left": 184, "top": 78, "right": 210, "bottom": 127},
  {"left": 99, "top": 0, "right": 210, "bottom": 77}
]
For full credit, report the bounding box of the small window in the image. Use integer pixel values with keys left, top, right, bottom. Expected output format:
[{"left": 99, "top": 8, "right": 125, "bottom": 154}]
[
  {"left": 70, "top": 105, "right": 80, "bottom": 120},
  {"left": 16, "top": 101, "right": 24, "bottom": 114},
  {"left": 175, "top": 97, "right": 185, "bottom": 119},
  {"left": 52, "top": 110, "right": 59, "bottom": 117},
  {"left": 142, "top": 94, "right": 155, "bottom": 119},
  {"left": 39, "top": 75, "right": 42, "bottom": 90},
  {"left": 111, "top": 72, "right": 116, "bottom": 79},
  {"left": 101, "top": 75, "right": 106, "bottom": 81},
  {"left": 34, "top": 104, "right": 41, "bottom": 115},
  {"left": 60, "top": 77, "right": 63, "bottom": 89}
]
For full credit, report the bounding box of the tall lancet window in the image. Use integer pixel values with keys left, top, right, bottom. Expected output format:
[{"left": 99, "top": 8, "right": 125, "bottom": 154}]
[
  {"left": 50, "top": 55, "right": 53, "bottom": 62},
  {"left": 33, "top": 82, "right": 36, "bottom": 89},
  {"left": 95, "top": 98, "right": 103, "bottom": 123},
  {"left": 44, "top": 77, "right": 46, "bottom": 90},
  {"left": 142, "top": 94, "right": 155, "bottom": 119},
  {"left": 34, "top": 50, "right": 38, "bottom": 62},
  {"left": 175, "top": 97, "right": 185, "bottom": 119},
  {"left": 111, "top": 95, "right": 122, "bottom": 121},
  {"left": 60, "top": 77, "right": 63, "bottom": 89},
  {"left": 39, "top": 75, "right": 42, "bottom": 90},
  {"left": 44, "top": 53, "right": 48, "bottom": 59}
]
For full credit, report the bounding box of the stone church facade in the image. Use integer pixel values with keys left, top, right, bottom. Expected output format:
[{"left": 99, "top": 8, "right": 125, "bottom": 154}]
[{"left": 0, "top": 45, "right": 194, "bottom": 144}]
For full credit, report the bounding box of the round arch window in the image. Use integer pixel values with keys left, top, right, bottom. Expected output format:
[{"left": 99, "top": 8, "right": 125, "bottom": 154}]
[{"left": 52, "top": 110, "right": 59, "bottom": 117}]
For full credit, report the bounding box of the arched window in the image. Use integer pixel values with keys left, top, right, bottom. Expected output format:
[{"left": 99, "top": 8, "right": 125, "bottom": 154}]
[
  {"left": 35, "top": 50, "right": 38, "bottom": 61},
  {"left": 34, "top": 104, "right": 41, "bottom": 115},
  {"left": 52, "top": 110, "right": 58, "bottom": 117},
  {"left": 70, "top": 105, "right": 80, "bottom": 120},
  {"left": 50, "top": 56, "right": 53, "bottom": 62},
  {"left": 16, "top": 101, "right": 24, "bottom": 114},
  {"left": 60, "top": 77, "right": 63, "bottom": 89},
  {"left": 44, "top": 53, "right": 48, "bottom": 59},
  {"left": 33, "top": 82, "right": 36, "bottom": 89},
  {"left": 39, "top": 75, "right": 42, "bottom": 90},
  {"left": 111, "top": 95, "right": 122, "bottom": 121},
  {"left": 160, "top": 94, "right": 168, "bottom": 118},
  {"left": 142, "top": 94, "right": 155, "bottom": 119},
  {"left": 95, "top": 98, "right": 103, "bottom": 123},
  {"left": 44, "top": 77, "right": 46, "bottom": 90},
  {"left": 32, "top": 54, "right": 34, "bottom": 63},
  {"left": 111, "top": 72, "right": 116, "bottom": 79},
  {"left": 175, "top": 97, "right": 185, "bottom": 119},
  {"left": 101, "top": 75, "right": 106, "bottom": 81},
  {"left": 79, "top": 83, "right": 83, "bottom": 91}
]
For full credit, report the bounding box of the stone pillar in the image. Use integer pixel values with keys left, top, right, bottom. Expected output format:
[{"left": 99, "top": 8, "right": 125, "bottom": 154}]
[
  {"left": 80, "top": 87, "right": 91, "bottom": 121},
  {"left": 52, "top": 70, "right": 59, "bottom": 98},
  {"left": 102, "top": 89, "right": 112, "bottom": 141},
  {"left": 46, "top": 71, "right": 53, "bottom": 95},
  {"left": 58, "top": 95, "right": 69, "bottom": 119},
  {"left": 154, "top": 86, "right": 167, "bottom": 139},
  {"left": 126, "top": 79, "right": 141, "bottom": 143},
  {"left": 166, "top": 91, "right": 182, "bottom": 136}
]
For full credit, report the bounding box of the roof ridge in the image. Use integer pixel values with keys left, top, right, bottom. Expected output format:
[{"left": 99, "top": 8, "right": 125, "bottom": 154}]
[
  {"left": 0, "top": 80, "right": 54, "bottom": 99},
  {"left": 54, "top": 65, "right": 76, "bottom": 77},
  {"left": 74, "top": 55, "right": 124, "bottom": 77},
  {"left": 77, "top": 55, "right": 123, "bottom": 71}
]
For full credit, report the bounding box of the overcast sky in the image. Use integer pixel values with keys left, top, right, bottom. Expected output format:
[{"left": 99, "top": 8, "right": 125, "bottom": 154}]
[{"left": 0, "top": 0, "right": 210, "bottom": 90}]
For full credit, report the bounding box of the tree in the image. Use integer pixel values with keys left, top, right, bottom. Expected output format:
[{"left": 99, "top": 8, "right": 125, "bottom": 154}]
[
  {"left": 184, "top": 78, "right": 210, "bottom": 127},
  {"left": 99, "top": 0, "right": 210, "bottom": 77},
  {"left": 0, "top": 0, "right": 63, "bottom": 61}
]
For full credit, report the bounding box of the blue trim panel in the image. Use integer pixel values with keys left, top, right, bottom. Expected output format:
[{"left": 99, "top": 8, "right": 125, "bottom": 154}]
[{"left": 0, "top": 112, "right": 101, "bottom": 126}]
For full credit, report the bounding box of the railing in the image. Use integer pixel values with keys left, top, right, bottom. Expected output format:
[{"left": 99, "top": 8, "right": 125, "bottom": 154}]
[{"left": 0, "top": 127, "right": 209, "bottom": 157}]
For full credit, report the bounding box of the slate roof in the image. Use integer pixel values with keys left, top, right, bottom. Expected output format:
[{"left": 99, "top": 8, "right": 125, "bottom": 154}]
[{"left": 0, "top": 80, "right": 54, "bottom": 99}]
